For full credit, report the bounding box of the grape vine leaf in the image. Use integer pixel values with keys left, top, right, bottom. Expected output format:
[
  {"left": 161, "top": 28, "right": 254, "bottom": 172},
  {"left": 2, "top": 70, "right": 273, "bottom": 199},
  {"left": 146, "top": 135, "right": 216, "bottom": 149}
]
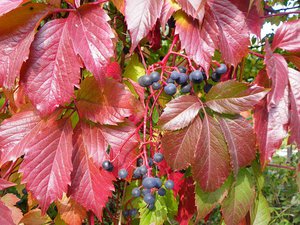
[
  {"left": 19, "top": 118, "right": 73, "bottom": 213},
  {"left": 195, "top": 176, "right": 231, "bottom": 219},
  {"left": 193, "top": 114, "right": 231, "bottom": 192},
  {"left": 0, "top": 109, "right": 43, "bottom": 166},
  {"left": 160, "top": 0, "right": 180, "bottom": 29},
  {"left": 158, "top": 95, "right": 202, "bottom": 131},
  {"left": 76, "top": 77, "right": 135, "bottom": 125},
  {"left": 123, "top": 53, "right": 146, "bottom": 82},
  {"left": 221, "top": 169, "right": 255, "bottom": 225},
  {"left": 125, "top": 0, "right": 163, "bottom": 51},
  {"left": 0, "top": 0, "right": 25, "bottom": 16},
  {"left": 67, "top": 4, "right": 114, "bottom": 81},
  {"left": 264, "top": 42, "right": 289, "bottom": 106},
  {"left": 0, "top": 179, "right": 15, "bottom": 190},
  {"left": 56, "top": 194, "right": 87, "bottom": 225},
  {"left": 272, "top": 20, "right": 300, "bottom": 52},
  {"left": 206, "top": 80, "right": 268, "bottom": 114},
  {"left": 162, "top": 116, "right": 202, "bottom": 170},
  {"left": 1, "top": 193, "right": 23, "bottom": 224},
  {"left": 176, "top": 177, "right": 196, "bottom": 224},
  {"left": 0, "top": 200, "right": 15, "bottom": 225},
  {"left": 250, "top": 193, "right": 271, "bottom": 225},
  {"left": 176, "top": 0, "right": 206, "bottom": 21},
  {"left": 69, "top": 128, "right": 115, "bottom": 220},
  {"left": 111, "top": 0, "right": 125, "bottom": 14},
  {"left": 22, "top": 18, "right": 82, "bottom": 116},
  {"left": 287, "top": 68, "right": 300, "bottom": 147},
  {"left": 284, "top": 54, "right": 300, "bottom": 70},
  {"left": 19, "top": 208, "right": 51, "bottom": 225},
  {"left": 217, "top": 116, "right": 256, "bottom": 175},
  {"left": 0, "top": 3, "right": 50, "bottom": 88},
  {"left": 254, "top": 93, "right": 289, "bottom": 169}
]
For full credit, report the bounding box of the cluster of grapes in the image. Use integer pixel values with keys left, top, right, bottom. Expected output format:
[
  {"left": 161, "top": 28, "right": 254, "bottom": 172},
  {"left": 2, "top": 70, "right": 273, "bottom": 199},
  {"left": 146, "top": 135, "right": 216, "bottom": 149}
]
[{"left": 138, "top": 64, "right": 228, "bottom": 95}]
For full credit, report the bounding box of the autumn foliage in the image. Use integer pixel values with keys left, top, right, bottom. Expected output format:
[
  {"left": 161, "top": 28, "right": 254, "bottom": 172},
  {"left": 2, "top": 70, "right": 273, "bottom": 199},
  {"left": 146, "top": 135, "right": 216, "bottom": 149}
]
[{"left": 0, "top": 0, "right": 299, "bottom": 224}]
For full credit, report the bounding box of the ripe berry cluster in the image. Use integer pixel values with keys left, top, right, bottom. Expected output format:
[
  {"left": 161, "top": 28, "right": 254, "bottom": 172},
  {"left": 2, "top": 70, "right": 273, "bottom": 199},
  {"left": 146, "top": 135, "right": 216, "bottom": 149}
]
[{"left": 138, "top": 64, "right": 228, "bottom": 95}]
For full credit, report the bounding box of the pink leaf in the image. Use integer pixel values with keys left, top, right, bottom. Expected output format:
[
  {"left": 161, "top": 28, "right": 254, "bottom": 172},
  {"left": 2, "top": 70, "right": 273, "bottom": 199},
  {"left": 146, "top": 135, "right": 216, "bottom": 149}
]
[
  {"left": 162, "top": 116, "right": 202, "bottom": 170},
  {"left": 0, "top": 4, "right": 50, "bottom": 88},
  {"left": 160, "top": 0, "right": 180, "bottom": 29},
  {"left": 22, "top": 18, "right": 82, "bottom": 116},
  {"left": 254, "top": 92, "right": 289, "bottom": 169},
  {"left": 193, "top": 114, "right": 231, "bottom": 192},
  {"left": 125, "top": 0, "right": 163, "bottom": 51},
  {"left": 264, "top": 42, "right": 289, "bottom": 106},
  {"left": 76, "top": 77, "right": 135, "bottom": 125},
  {"left": 0, "top": 110, "right": 43, "bottom": 166},
  {"left": 272, "top": 20, "right": 300, "bottom": 52},
  {"left": 0, "top": 179, "right": 15, "bottom": 190},
  {"left": 68, "top": 4, "right": 114, "bottom": 80},
  {"left": 205, "top": 80, "right": 268, "bottom": 114},
  {"left": 19, "top": 119, "right": 73, "bottom": 212},
  {"left": 0, "top": 200, "right": 14, "bottom": 225},
  {"left": 0, "top": 0, "right": 24, "bottom": 16},
  {"left": 217, "top": 116, "right": 256, "bottom": 175},
  {"left": 158, "top": 95, "right": 202, "bottom": 131},
  {"left": 69, "top": 128, "right": 115, "bottom": 220},
  {"left": 177, "top": 0, "right": 206, "bottom": 21},
  {"left": 288, "top": 68, "right": 300, "bottom": 147}
]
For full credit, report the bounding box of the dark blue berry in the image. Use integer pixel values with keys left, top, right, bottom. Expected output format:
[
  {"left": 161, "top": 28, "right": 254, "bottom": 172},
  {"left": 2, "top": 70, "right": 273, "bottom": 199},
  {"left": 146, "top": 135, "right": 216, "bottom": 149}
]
[
  {"left": 158, "top": 188, "right": 166, "bottom": 196},
  {"left": 211, "top": 72, "right": 221, "bottom": 82},
  {"left": 189, "top": 70, "right": 204, "bottom": 83},
  {"left": 181, "top": 83, "right": 191, "bottom": 93},
  {"left": 177, "top": 73, "right": 188, "bottom": 84},
  {"left": 152, "top": 82, "right": 161, "bottom": 90},
  {"left": 102, "top": 160, "right": 113, "bottom": 172},
  {"left": 129, "top": 208, "right": 138, "bottom": 217},
  {"left": 204, "top": 83, "right": 213, "bottom": 93},
  {"left": 123, "top": 210, "right": 130, "bottom": 217},
  {"left": 148, "top": 158, "right": 154, "bottom": 167},
  {"left": 215, "top": 64, "right": 227, "bottom": 75},
  {"left": 164, "top": 83, "right": 177, "bottom": 96},
  {"left": 118, "top": 169, "right": 128, "bottom": 179},
  {"left": 153, "top": 153, "right": 164, "bottom": 163},
  {"left": 178, "top": 66, "right": 187, "bottom": 73},
  {"left": 165, "top": 180, "right": 174, "bottom": 189},
  {"left": 138, "top": 75, "right": 153, "bottom": 87},
  {"left": 144, "top": 193, "right": 155, "bottom": 204},
  {"left": 142, "top": 177, "right": 156, "bottom": 189},
  {"left": 133, "top": 167, "right": 141, "bottom": 178},
  {"left": 132, "top": 188, "right": 141, "bottom": 197},
  {"left": 166, "top": 78, "right": 175, "bottom": 83},
  {"left": 142, "top": 189, "right": 151, "bottom": 195},
  {"left": 154, "top": 178, "right": 162, "bottom": 188},
  {"left": 148, "top": 203, "right": 155, "bottom": 210},
  {"left": 150, "top": 71, "right": 160, "bottom": 82},
  {"left": 170, "top": 71, "right": 180, "bottom": 80},
  {"left": 139, "top": 165, "right": 147, "bottom": 175},
  {"left": 137, "top": 158, "right": 143, "bottom": 166}
]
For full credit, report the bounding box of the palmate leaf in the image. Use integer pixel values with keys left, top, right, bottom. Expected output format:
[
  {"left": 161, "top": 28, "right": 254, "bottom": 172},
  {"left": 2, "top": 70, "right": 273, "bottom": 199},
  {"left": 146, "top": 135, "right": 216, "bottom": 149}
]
[
  {"left": 0, "top": 178, "right": 15, "bottom": 190},
  {"left": 19, "top": 118, "right": 73, "bottom": 212},
  {"left": 0, "top": 0, "right": 24, "bottom": 16},
  {"left": 67, "top": 4, "right": 114, "bottom": 81},
  {"left": 176, "top": 0, "right": 206, "bottom": 21},
  {"left": 160, "top": 0, "right": 180, "bottom": 29},
  {"left": 0, "top": 109, "right": 43, "bottom": 166},
  {"left": 76, "top": 77, "right": 135, "bottom": 125},
  {"left": 22, "top": 18, "right": 82, "bottom": 116},
  {"left": 158, "top": 95, "right": 202, "bottom": 131},
  {"left": 272, "top": 20, "right": 300, "bottom": 52},
  {"left": 0, "top": 3, "right": 50, "bottom": 88},
  {"left": 125, "top": 0, "right": 163, "bottom": 51},
  {"left": 250, "top": 192, "right": 271, "bottom": 225},
  {"left": 206, "top": 80, "right": 268, "bottom": 114},
  {"left": 69, "top": 127, "right": 115, "bottom": 220},
  {"left": 0, "top": 200, "right": 15, "bottom": 225}
]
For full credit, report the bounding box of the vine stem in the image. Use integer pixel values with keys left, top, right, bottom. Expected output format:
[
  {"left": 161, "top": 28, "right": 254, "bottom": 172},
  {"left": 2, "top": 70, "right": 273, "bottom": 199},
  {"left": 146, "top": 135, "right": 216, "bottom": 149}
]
[
  {"left": 88, "top": 211, "right": 94, "bottom": 225},
  {"left": 261, "top": 10, "right": 300, "bottom": 18},
  {"left": 267, "top": 163, "right": 296, "bottom": 171},
  {"left": 249, "top": 50, "right": 264, "bottom": 58}
]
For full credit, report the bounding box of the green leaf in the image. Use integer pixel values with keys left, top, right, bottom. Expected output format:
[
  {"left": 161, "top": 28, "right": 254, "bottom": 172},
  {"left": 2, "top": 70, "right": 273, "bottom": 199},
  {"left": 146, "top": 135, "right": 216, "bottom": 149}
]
[
  {"left": 195, "top": 175, "right": 232, "bottom": 219},
  {"left": 221, "top": 169, "right": 256, "bottom": 225},
  {"left": 252, "top": 160, "right": 265, "bottom": 192},
  {"left": 139, "top": 190, "right": 178, "bottom": 225},
  {"left": 250, "top": 192, "right": 271, "bottom": 225},
  {"left": 123, "top": 54, "right": 145, "bottom": 81}
]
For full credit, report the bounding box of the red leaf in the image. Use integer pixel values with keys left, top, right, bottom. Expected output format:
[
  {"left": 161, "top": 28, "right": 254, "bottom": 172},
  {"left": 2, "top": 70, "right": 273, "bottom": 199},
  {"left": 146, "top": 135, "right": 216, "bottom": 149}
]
[
  {"left": 272, "top": 20, "right": 300, "bottom": 52},
  {"left": 158, "top": 95, "right": 202, "bottom": 131},
  {"left": 217, "top": 116, "right": 256, "bottom": 175},
  {"left": 205, "top": 80, "right": 268, "bottom": 114},
  {"left": 0, "top": 110, "right": 43, "bottom": 166},
  {"left": 125, "top": 0, "right": 163, "bottom": 51},
  {"left": 288, "top": 68, "right": 300, "bottom": 147},
  {"left": 176, "top": 177, "right": 196, "bottom": 225},
  {"left": 264, "top": 42, "right": 289, "bottom": 106},
  {"left": 76, "top": 77, "right": 135, "bottom": 125},
  {"left": 0, "top": 0, "right": 24, "bottom": 16},
  {"left": 160, "top": 0, "right": 180, "bottom": 29},
  {"left": 284, "top": 54, "right": 300, "bottom": 70},
  {"left": 193, "top": 114, "right": 230, "bottom": 192},
  {"left": 177, "top": 0, "right": 206, "bottom": 21},
  {"left": 0, "top": 200, "right": 14, "bottom": 225},
  {"left": 0, "top": 178, "right": 15, "bottom": 190},
  {"left": 22, "top": 18, "right": 82, "bottom": 116},
  {"left": 207, "top": 0, "right": 250, "bottom": 66},
  {"left": 19, "top": 118, "right": 73, "bottom": 212},
  {"left": 105, "top": 62, "right": 122, "bottom": 82},
  {"left": 254, "top": 92, "right": 289, "bottom": 169},
  {"left": 68, "top": 5, "right": 114, "bottom": 80},
  {"left": 80, "top": 121, "right": 139, "bottom": 174},
  {"left": 0, "top": 4, "right": 50, "bottom": 88},
  {"left": 162, "top": 116, "right": 202, "bottom": 170},
  {"left": 69, "top": 128, "right": 115, "bottom": 220}
]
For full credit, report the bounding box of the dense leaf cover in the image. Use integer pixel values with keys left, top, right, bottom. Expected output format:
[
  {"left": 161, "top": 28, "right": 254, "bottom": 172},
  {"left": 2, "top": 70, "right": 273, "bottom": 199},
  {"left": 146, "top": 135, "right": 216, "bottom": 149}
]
[{"left": 0, "top": 0, "right": 299, "bottom": 224}]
